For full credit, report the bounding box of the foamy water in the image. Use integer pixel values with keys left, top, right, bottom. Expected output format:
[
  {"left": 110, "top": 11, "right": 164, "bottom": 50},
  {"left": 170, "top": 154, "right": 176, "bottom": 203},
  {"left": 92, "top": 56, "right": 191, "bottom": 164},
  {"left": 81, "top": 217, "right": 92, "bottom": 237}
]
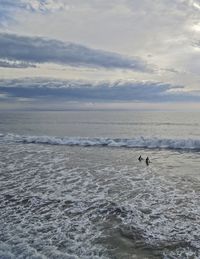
[
  {"left": 1, "top": 111, "right": 200, "bottom": 258},
  {"left": 1, "top": 141, "right": 200, "bottom": 258}
]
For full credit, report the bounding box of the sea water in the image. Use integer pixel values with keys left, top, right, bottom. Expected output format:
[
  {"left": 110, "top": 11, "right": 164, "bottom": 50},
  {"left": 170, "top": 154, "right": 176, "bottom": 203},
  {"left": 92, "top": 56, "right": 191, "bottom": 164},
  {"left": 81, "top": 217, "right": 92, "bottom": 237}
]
[{"left": 1, "top": 110, "right": 200, "bottom": 259}]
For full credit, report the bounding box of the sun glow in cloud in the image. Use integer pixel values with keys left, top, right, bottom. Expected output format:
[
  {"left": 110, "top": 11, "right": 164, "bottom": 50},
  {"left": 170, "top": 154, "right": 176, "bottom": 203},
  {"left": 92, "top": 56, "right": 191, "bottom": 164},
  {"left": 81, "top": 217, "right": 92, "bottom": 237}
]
[
  {"left": 191, "top": 0, "right": 200, "bottom": 10},
  {"left": 192, "top": 23, "right": 200, "bottom": 32}
]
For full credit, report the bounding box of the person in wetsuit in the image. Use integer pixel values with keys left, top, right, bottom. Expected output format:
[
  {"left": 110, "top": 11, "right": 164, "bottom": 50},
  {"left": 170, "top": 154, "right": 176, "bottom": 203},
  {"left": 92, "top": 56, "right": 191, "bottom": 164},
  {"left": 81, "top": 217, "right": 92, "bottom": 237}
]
[
  {"left": 146, "top": 157, "right": 150, "bottom": 165},
  {"left": 138, "top": 155, "right": 143, "bottom": 161}
]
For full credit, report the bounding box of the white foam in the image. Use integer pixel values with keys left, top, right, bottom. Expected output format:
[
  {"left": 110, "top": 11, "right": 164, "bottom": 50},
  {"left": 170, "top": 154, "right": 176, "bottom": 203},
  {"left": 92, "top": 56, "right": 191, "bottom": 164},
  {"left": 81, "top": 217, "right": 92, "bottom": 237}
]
[
  {"left": 1, "top": 133, "right": 200, "bottom": 151},
  {"left": 1, "top": 141, "right": 200, "bottom": 258}
]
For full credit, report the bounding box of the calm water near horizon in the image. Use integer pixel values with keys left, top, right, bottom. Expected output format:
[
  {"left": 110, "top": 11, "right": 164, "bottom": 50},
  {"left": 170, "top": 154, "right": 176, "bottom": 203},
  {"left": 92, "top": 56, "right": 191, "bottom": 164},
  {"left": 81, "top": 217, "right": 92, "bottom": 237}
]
[
  {"left": 1, "top": 110, "right": 200, "bottom": 258},
  {"left": 1, "top": 110, "right": 200, "bottom": 138}
]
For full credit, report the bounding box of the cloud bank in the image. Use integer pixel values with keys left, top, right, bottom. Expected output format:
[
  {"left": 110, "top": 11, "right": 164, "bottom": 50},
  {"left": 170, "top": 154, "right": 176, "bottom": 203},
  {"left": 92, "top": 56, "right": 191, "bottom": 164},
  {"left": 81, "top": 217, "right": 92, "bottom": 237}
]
[
  {"left": 0, "top": 33, "right": 150, "bottom": 71},
  {"left": 1, "top": 78, "right": 199, "bottom": 103}
]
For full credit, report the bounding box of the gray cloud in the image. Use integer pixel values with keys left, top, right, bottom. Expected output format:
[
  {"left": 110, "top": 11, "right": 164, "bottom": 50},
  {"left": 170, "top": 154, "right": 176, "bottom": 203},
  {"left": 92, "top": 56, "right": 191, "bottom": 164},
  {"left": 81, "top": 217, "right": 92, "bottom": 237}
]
[
  {"left": 1, "top": 0, "right": 200, "bottom": 89},
  {"left": 1, "top": 78, "right": 198, "bottom": 103},
  {"left": 0, "top": 0, "right": 68, "bottom": 14},
  {"left": 0, "top": 0, "right": 18, "bottom": 25},
  {"left": 0, "top": 0, "right": 69, "bottom": 28},
  {"left": 0, "top": 33, "right": 150, "bottom": 71},
  {"left": 20, "top": 0, "right": 68, "bottom": 12},
  {"left": 193, "top": 40, "right": 200, "bottom": 48},
  {"left": 0, "top": 59, "right": 36, "bottom": 68}
]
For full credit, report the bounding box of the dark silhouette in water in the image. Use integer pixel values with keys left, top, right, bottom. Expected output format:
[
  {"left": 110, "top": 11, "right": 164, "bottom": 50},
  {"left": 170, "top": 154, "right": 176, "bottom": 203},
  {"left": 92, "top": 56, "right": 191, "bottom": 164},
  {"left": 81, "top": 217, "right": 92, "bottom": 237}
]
[
  {"left": 146, "top": 157, "right": 150, "bottom": 166},
  {"left": 138, "top": 155, "right": 143, "bottom": 162}
]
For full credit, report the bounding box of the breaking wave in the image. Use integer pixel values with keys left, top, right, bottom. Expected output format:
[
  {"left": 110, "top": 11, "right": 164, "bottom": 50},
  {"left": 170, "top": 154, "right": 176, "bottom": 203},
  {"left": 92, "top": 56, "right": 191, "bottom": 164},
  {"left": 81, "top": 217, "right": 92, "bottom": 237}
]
[{"left": 1, "top": 133, "right": 200, "bottom": 151}]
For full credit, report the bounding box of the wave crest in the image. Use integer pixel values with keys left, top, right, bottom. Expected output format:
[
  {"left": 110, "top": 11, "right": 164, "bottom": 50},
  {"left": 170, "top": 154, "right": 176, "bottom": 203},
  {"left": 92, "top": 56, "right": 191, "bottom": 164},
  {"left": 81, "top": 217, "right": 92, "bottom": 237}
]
[{"left": 1, "top": 133, "right": 200, "bottom": 151}]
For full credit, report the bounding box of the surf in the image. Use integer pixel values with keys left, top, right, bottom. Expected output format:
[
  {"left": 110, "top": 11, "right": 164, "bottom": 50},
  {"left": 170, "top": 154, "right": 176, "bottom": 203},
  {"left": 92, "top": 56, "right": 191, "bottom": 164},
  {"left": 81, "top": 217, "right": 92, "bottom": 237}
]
[{"left": 1, "top": 133, "right": 200, "bottom": 151}]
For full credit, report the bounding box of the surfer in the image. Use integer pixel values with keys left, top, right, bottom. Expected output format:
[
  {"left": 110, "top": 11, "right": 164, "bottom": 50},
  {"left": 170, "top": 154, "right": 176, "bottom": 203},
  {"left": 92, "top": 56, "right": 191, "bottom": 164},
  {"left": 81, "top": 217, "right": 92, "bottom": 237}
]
[
  {"left": 138, "top": 155, "right": 143, "bottom": 162},
  {"left": 145, "top": 157, "right": 150, "bottom": 166}
]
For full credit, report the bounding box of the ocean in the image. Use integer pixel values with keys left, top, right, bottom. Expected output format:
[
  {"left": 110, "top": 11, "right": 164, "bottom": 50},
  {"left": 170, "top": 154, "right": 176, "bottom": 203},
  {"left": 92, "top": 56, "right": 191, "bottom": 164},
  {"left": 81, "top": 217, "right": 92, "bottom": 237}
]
[{"left": 1, "top": 110, "right": 200, "bottom": 259}]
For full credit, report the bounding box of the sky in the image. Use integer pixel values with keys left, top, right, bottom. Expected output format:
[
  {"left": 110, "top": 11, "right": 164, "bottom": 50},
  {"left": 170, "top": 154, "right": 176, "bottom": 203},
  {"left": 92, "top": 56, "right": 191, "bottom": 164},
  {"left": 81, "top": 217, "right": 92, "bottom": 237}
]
[{"left": 0, "top": 0, "right": 200, "bottom": 110}]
